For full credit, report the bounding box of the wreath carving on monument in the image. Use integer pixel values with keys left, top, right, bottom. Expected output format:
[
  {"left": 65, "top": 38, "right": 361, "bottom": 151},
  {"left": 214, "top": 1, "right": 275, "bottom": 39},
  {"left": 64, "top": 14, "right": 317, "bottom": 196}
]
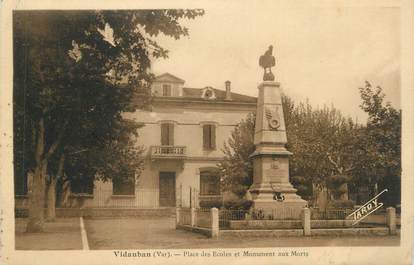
[
  {"left": 265, "top": 107, "right": 280, "bottom": 130},
  {"left": 270, "top": 182, "right": 285, "bottom": 202}
]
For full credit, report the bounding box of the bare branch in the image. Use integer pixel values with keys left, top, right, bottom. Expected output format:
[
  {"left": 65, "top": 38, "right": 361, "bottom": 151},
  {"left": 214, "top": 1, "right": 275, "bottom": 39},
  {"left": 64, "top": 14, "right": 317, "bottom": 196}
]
[{"left": 326, "top": 152, "right": 343, "bottom": 174}]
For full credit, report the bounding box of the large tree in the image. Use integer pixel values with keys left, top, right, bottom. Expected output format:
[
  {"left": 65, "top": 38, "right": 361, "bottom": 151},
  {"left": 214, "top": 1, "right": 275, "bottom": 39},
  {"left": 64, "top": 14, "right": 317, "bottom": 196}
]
[
  {"left": 13, "top": 10, "right": 204, "bottom": 231},
  {"left": 219, "top": 95, "right": 361, "bottom": 205},
  {"left": 219, "top": 113, "right": 255, "bottom": 199},
  {"left": 351, "top": 81, "right": 401, "bottom": 205},
  {"left": 219, "top": 84, "right": 401, "bottom": 207},
  {"left": 285, "top": 98, "right": 360, "bottom": 201}
]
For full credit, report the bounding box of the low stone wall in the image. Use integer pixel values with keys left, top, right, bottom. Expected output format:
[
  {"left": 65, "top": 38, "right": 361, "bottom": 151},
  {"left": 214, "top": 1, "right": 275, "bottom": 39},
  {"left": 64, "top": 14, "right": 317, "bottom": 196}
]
[
  {"left": 82, "top": 208, "right": 175, "bottom": 217},
  {"left": 311, "top": 220, "right": 354, "bottom": 228},
  {"left": 311, "top": 227, "right": 390, "bottom": 237},
  {"left": 229, "top": 220, "right": 302, "bottom": 230},
  {"left": 220, "top": 229, "right": 303, "bottom": 238},
  {"left": 228, "top": 219, "right": 357, "bottom": 230},
  {"left": 15, "top": 207, "right": 176, "bottom": 218},
  {"left": 219, "top": 227, "right": 391, "bottom": 238},
  {"left": 176, "top": 224, "right": 212, "bottom": 237}
]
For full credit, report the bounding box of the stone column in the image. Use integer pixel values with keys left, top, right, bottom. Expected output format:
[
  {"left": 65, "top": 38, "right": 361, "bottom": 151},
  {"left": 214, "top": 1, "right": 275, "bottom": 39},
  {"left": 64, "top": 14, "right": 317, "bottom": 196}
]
[
  {"left": 211, "top": 207, "right": 219, "bottom": 238},
  {"left": 190, "top": 208, "right": 196, "bottom": 227},
  {"left": 386, "top": 207, "right": 396, "bottom": 235},
  {"left": 249, "top": 81, "right": 307, "bottom": 219},
  {"left": 302, "top": 207, "right": 311, "bottom": 236}
]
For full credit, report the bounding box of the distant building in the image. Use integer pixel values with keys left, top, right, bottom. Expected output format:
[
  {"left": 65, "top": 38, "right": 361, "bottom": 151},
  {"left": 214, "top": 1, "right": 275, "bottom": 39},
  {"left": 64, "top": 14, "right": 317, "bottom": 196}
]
[{"left": 87, "top": 73, "right": 256, "bottom": 208}]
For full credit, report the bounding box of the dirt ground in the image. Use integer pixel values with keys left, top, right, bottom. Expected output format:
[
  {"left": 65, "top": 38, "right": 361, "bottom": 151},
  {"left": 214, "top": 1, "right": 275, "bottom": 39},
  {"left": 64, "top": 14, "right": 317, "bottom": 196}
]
[
  {"left": 84, "top": 217, "right": 400, "bottom": 250},
  {"left": 15, "top": 218, "right": 83, "bottom": 250}
]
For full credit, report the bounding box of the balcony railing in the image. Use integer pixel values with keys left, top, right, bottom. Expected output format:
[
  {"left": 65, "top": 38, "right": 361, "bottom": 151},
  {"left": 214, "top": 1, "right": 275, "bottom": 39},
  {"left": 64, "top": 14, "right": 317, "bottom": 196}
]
[
  {"left": 199, "top": 194, "right": 223, "bottom": 202},
  {"left": 150, "top": 145, "right": 186, "bottom": 159}
]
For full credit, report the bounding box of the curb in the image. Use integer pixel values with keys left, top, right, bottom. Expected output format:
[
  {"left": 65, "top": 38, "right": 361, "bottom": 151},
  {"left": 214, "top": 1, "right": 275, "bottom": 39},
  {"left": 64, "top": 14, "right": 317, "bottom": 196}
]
[{"left": 80, "top": 217, "right": 90, "bottom": 250}]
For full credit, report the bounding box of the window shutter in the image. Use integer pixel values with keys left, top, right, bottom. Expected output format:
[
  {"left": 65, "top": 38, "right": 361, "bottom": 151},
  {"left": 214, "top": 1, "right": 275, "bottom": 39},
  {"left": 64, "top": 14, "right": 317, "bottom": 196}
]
[
  {"left": 168, "top": 123, "right": 174, "bottom": 145},
  {"left": 210, "top": 125, "right": 216, "bottom": 149},
  {"left": 161, "top": 123, "right": 169, "bottom": 145},
  {"left": 203, "top": 125, "right": 210, "bottom": 149},
  {"left": 163, "top": 84, "right": 172, "bottom": 97}
]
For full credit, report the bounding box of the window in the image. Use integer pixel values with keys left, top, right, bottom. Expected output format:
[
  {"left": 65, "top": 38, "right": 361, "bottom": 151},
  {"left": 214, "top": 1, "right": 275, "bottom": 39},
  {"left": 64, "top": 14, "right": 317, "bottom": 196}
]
[
  {"left": 70, "top": 175, "right": 94, "bottom": 194},
  {"left": 203, "top": 124, "right": 216, "bottom": 150},
  {"left": 161, "top": 123, "right": 174, "bottom": 145},
  {"left": 112, "top": 177, "right": 135, "bottom": 195},
  {"left": 200, "top": 171, "right": 220, "bottom": 195},
  {"left": 162, "top": 84, "right": 172, "bottom": 97}
]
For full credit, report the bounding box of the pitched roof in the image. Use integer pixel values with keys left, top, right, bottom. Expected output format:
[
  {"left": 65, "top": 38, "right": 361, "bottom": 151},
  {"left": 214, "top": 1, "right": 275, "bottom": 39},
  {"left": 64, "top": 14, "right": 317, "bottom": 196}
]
[
  {"left": 154, "top": 73, "right": 185, "bottom": 83},
  {"left": 182, "top": 87, "right": 257, "bottom": 103},
  {"left": 153, "top": 73, "right": 257, "bottom": 103}
]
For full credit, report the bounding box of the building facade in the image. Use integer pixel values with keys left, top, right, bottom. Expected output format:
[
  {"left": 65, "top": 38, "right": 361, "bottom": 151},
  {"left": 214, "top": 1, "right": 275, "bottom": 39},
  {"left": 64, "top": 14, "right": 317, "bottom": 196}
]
[
  {"left": 94, "top": 73, "right": 256, "bottom": 208},
  {"left": 16, "top": 73, "right": 257, "bottom": 209}
]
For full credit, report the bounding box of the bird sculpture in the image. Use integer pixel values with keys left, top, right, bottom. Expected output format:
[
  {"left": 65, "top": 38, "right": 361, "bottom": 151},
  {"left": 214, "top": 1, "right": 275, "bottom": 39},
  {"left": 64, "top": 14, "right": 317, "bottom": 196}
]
[{"left": 259, "top": 45, "right": 276, "bottom": 81}]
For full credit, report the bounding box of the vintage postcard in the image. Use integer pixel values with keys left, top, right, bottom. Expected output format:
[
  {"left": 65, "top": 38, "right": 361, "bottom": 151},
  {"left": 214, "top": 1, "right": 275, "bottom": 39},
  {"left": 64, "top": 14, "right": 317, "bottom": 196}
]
[{"left": 0, "top": 0, "right": 413, "bottom": 264}]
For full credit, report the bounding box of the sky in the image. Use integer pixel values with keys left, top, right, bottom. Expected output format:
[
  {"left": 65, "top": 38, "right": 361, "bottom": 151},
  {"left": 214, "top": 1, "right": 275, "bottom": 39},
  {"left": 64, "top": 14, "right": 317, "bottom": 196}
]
[{"left": 151, "top": 3, "right": 400, "bottom": 123}]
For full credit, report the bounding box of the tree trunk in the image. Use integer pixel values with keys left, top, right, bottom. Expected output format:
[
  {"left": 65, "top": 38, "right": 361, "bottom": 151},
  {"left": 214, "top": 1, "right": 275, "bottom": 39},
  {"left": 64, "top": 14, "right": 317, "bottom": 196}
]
[
  {"left": 314, "top": 183, "right": 328, "bottom": 210},
  {"left": 60, "top": 179, "right": 71, "bottom": 207},
  {"left": 27, "top": 118, "right": 47, "bottom": 232},
  {"left": 46, "top": 154, "right": 64, "bottom": 221},
  {"left": 46, "top": 176, "right": 57, "bottom": 221},
  {"left": 339, "top": 183, "right": 349, "bottom": 200},
  {"left": 26, "top": 161, "right": 47, "bottom": 232},
  {"left": 26, "top": 117, "right": 64, "bottom": 232}
]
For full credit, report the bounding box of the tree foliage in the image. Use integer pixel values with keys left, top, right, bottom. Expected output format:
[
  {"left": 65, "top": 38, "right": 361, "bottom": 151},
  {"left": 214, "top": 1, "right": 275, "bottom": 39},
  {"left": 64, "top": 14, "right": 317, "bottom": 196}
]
[
  {"left": 13, "top": 10, "right": 204, "bottom": 231},
  {"left": 351, "top": 81, "right": 401, "bottom": 205},
  {"left": 219, "top": 113, "right": 255, "bottom": 199},
  {"left": 219, "top": 87, "right": 401, "bottom": 206},
  {"left": 285, "top": 99, "right": 360, "bottom": 188}
]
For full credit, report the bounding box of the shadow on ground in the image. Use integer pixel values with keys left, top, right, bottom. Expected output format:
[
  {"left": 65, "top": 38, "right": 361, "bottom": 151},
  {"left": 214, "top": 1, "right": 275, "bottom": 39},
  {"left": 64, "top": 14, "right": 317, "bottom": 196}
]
[{"left": 15, "top": 218, "right": 82, "bottom": 250}]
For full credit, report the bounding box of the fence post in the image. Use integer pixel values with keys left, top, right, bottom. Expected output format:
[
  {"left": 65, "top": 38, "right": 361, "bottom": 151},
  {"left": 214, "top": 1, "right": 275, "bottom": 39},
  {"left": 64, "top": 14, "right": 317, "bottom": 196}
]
[
  {"left": 180, "top": 184, "right": 182, "bottom": 207},
  {"left": 211, "top": 207, "right": 219, "bottom": 238},
  {"left": 190, "top": 207, "right": 196, "bottom": 227},
  {"left": 190, "top": 187, "right": 192, "bottom": 208},
  {"left": 176, "top": 207, "right": 181, "bottom": 227},
  {"left": 386, "top": 207, "right": 396, "bottom": 235},
  {"left": 302, "top": 207, "right": 311, "bottom": 236},
  {"left": 194, "top": 188, "right": 198, "bottom": 208}
]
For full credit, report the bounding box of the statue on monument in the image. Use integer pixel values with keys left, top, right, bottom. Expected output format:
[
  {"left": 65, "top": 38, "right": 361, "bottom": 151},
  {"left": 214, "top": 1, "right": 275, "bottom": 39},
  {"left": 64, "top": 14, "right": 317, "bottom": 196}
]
[{"left": 259, "top": 45, "right": 276, "bottom": 81}]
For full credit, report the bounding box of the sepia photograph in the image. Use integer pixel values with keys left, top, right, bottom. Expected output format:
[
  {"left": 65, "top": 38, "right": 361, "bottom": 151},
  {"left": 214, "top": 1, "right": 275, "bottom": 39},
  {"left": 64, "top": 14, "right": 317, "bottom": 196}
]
[{"left": 0, "top": 1, "right": 413, "bottom": 265}]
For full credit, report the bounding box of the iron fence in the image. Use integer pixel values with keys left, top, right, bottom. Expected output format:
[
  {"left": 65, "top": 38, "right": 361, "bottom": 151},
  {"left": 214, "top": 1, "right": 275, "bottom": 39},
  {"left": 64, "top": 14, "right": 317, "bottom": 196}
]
[
  {"left": 310, "top": 207, "right": 354, "bottom": 220},
  {"left": 218, "top": 207, "right": 355, "bottom": 229},
  {"left": 269, "top": 207, "right": 302, "bottom": 220},
  {"left": 150, "top": 145, "right": 186, "bottom": 158},
  {"left": 180, "top": 208, "right": 191, "bottom": 225},
  {"left": 199, "top": 195, "right": 223, "bottom": 203},
  {"left": 195, "top": 208, "right": 211, "bottom": 228},
  {"left": 219, "top": 209, "right": 249, "bottom": 228}
]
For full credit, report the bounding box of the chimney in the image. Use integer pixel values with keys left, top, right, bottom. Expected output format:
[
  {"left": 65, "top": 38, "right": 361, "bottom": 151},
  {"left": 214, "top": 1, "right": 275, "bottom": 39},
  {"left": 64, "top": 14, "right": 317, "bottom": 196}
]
[{"left": 225, "top": 80, "right": 232, "bottom": 100}]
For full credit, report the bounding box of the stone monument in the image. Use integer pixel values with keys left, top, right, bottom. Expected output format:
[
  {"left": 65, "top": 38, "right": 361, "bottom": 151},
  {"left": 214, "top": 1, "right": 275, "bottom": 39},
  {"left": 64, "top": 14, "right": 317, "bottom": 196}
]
[{"left": 249, "top": 46, "right": 307, "bottom": 219}]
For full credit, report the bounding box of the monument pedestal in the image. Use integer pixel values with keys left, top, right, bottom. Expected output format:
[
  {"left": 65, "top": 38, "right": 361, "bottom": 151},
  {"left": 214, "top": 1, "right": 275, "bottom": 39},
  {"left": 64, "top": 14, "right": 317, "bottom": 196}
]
[{"left": 248, "top": 81, "right": 307, "bottom": 219}]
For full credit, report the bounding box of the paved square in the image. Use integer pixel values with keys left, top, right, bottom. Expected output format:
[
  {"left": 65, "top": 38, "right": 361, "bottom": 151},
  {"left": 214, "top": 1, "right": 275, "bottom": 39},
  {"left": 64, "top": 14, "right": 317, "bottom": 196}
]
[
  {"left": 15, "top": 218, "right": 83, "bottom": 250},
  {"left": 84, "top": 217, "right": 400, "bottom": 249}
]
